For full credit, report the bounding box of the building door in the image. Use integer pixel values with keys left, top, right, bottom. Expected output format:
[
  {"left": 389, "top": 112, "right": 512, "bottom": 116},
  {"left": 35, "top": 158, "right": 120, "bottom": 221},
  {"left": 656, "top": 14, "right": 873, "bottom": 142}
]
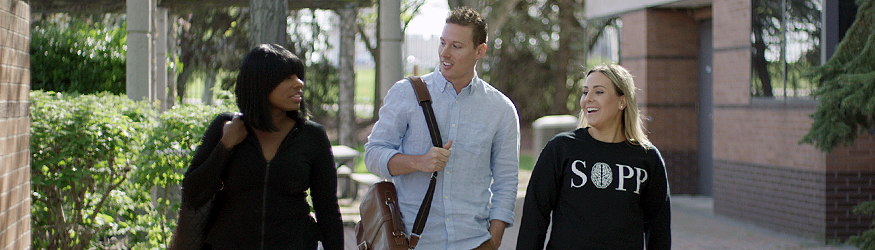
[{"left": 697, "top": 19, "right": 714, "bottom": 196}]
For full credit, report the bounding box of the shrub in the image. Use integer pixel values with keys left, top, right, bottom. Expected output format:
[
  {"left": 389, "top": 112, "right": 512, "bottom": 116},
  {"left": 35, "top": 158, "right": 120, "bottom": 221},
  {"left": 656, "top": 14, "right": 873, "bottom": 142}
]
[
  {"left": 849, "top": 200, "right": 875, "bottom": 250},
  {"left": 30, "top": 91, "right": 155, "bottom": 249},
  {"left": 30, "top": 90, "right": 235, "bottom": 249},
  {"left": 128, "top": 102, "right": 235, "bottom": 248},
  {"left": 31, "top": 14, "right": 127, "bottom": 94}
]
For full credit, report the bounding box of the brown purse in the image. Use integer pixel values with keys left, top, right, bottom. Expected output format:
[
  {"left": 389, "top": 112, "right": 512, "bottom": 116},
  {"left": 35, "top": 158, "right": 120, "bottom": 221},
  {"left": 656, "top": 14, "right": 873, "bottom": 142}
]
[{"left": 355, "top": 76, "right": 441, "bottom": 250}]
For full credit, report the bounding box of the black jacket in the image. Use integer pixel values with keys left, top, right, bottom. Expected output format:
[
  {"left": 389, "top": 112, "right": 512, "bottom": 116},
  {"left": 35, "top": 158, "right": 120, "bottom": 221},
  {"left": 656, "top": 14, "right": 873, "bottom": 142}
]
[
  {"left": 517, "top": 128, "right": 671, "bottom": 250},
  {"left": 182, "top": 113, "right": 343, "bottom": 250}
]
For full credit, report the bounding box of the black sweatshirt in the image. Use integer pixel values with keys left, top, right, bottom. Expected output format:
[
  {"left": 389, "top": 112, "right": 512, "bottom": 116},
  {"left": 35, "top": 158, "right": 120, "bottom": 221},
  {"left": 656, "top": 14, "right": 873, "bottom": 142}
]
[
  {"left": 517, "top": 128, "right": 671, "bottom": 250},
  {"left": 182, "top": 113, "right": 343, "bottom": 250}
]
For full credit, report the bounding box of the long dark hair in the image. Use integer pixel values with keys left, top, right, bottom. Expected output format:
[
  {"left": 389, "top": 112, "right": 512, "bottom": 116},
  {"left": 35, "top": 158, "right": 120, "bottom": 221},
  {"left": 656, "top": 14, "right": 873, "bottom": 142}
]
[{"left": 235, "top": 44, "right": 308, "bottom": 132}]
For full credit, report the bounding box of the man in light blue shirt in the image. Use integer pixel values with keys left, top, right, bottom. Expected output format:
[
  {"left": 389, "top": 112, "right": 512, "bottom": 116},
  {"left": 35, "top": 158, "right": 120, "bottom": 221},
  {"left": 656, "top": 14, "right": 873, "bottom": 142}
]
[{"left": 365, "top": 6, "right": 520, "bottom": 250}]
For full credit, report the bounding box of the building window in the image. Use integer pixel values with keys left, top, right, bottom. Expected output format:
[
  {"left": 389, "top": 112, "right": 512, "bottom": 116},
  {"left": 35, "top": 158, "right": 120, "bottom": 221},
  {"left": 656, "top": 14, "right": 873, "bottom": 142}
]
[
  {"left": 750, "top": 0, "right": 822, "bottom": 98},
  {"left": 586, "top": 18, "right": 621, "bottom": 66}
]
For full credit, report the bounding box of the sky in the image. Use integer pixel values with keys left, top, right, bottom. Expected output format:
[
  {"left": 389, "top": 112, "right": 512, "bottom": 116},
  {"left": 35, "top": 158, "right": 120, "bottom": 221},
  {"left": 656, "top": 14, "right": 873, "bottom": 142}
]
[{"left": 405, "top": 0, "right": 449, "bottom": 37}]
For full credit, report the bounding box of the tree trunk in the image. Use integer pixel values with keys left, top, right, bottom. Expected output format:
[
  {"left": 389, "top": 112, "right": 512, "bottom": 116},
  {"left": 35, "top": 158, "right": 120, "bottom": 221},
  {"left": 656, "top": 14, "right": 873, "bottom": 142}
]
[
  {"left": 752, "top": 21, "right": 773, "bottom": 96},
  {"left": 167, "top": 14, "right": 179, "bottom": 107},
  {"left": 249, "top": 0, "right": 288, "bottom": 46},
  {"left": 484, "top": 0, "right": 521, "bottom": 42},
  {"left": 373, "top": 52, "right": 382, "bottom": 120},
  {"left": 176, "top": 68, "right": 192, "bottom": 103},
  {"left": 337, "top": 7, "right": 357, "bottom": 146},
  {"left": 550, "top": 0, "right": 576, "bottom": 115},
  {"left": 356, "top": 20, "right": 382, "bottom": 121},
  {"left": 202, "top": 73, "right": 216, "bottom": 105}
]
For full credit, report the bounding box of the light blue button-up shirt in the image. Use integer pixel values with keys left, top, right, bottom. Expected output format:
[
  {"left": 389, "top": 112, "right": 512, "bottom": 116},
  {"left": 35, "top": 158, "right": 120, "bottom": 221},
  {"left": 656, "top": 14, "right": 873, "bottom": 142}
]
[{"left": 365, "top": 68, "right": 520, "bottom": 249}]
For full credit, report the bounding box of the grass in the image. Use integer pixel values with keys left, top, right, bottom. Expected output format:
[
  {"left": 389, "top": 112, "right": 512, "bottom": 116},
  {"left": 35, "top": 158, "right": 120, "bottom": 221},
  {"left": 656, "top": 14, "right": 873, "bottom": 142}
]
[{"left": 355, "top": 67, "right": 375, "bottom": 104}]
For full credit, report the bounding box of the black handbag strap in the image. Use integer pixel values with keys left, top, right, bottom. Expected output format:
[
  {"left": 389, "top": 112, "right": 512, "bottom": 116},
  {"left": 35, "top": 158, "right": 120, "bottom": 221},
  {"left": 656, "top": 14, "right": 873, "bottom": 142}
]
[{"left": 407, "top": 76, "right": 440, "bottom": 249}]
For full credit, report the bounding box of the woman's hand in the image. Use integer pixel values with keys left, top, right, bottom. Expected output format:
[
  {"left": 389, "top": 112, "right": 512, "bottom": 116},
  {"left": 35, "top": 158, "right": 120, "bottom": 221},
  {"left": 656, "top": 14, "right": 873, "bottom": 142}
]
[{"left": 220, "top": 114, "right": 248, "bottom": 150}]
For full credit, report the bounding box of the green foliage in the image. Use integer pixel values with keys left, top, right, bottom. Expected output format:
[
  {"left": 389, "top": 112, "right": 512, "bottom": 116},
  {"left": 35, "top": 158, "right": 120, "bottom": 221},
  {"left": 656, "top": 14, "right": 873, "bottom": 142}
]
[
  {"left": 30, "top": 14, "right": 127, "bottom": 94},
  {"left": 484, "top": 0, "right": 608, "bottom": 122},
  {"left": 125, "top": 102, "right": 236, "bottom": 249},
  {"left": 801, "top": 0, "right": 875, "bottom": 152},
  {"left": 175, "top": 8, "right": 250, "bottom": 101},
  {"left": 31, "top": 90, "right": 235, "bottom": 249},
  {"left": 30, "top": 91, "right": 155, "bottom": 249},
  {"left": 307, "top": 60, "right": 340, "bottom": 117},
  {"left": 849, "top": 200, "right": 875, "bottom": 250}
]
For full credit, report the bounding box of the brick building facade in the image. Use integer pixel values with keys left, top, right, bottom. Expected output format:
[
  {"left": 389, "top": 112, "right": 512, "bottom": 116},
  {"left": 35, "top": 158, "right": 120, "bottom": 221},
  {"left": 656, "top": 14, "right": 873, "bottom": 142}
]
[
  {"left": 587, "top": 0, "right": 874, "bottom": 242},
  {"left": 0, "top": 0, "right": 30, "bottom": 248}
]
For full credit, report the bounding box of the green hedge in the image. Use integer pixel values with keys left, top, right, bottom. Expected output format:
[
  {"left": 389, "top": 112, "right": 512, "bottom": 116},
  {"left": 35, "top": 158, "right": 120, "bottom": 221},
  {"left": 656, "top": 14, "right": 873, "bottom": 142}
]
[
  {"left": 30, "top": 91, "right": 234, "bottom": 249},
  {"left": 31, "top": 16, "right": 127, "bottom": 94}
]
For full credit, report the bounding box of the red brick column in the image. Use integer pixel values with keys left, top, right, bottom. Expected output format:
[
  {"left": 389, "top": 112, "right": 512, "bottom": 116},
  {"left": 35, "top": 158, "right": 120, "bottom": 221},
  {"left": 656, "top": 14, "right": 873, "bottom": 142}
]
[
  {"left": 0, "top": 0, "right": 31, "bottom": 249},
  {"left": 619, "top": 8, "right": 700, "bottom": 194}
]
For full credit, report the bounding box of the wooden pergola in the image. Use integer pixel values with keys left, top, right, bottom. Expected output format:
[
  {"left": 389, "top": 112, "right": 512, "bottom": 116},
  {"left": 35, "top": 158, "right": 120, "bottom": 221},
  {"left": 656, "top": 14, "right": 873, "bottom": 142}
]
[{"left": 29, "top": 0, "right": 372, "bottom": 13}]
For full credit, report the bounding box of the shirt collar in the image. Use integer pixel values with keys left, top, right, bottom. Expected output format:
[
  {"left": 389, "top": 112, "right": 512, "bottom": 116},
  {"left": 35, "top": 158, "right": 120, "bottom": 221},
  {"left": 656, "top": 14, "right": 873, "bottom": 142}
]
[{"left": 432, "top": 66, "right": 480, "bottom": 95}]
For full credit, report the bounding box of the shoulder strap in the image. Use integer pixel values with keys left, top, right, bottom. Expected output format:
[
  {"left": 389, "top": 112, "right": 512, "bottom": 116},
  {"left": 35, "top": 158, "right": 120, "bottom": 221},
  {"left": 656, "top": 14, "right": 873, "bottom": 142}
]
[
  {"left": 409, "top": 76, "right": 443, "bottom": 147},
  {"left": 407, "top": 76, "right": 440, "bottom": 249}
]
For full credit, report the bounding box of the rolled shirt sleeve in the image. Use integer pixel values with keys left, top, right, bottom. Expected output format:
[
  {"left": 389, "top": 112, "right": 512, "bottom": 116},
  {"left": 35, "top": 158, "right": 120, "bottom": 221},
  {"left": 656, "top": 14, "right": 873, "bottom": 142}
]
[
  {"left": 488, "top": 97, "right": 520, "bottom": 227},
  {"left": 364, "top": 79, "right": 416, "bottom": 179}
]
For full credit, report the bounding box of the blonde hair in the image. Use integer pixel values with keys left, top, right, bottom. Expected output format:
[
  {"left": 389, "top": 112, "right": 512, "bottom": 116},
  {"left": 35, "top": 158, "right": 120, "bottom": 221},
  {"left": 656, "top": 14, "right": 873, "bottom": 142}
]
[{"left": 577, "top": 64, "right": 651, "bottom": 147}]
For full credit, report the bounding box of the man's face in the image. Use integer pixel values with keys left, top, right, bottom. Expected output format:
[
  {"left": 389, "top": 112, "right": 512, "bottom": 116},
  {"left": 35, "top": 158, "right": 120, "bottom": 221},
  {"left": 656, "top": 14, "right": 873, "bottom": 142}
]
[{"left": 438, "top": 23, "right": 485, "bottom": 85}]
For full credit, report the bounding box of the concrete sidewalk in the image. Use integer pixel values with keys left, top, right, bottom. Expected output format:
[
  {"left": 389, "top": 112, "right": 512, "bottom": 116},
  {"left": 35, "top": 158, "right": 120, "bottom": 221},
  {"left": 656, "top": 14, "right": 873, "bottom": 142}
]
[
  {"left": 667, "top": 196, "right": 855, "bottom": 250},
  {"left": 341, "top": 170, "right": 860, "bottom": 249}
]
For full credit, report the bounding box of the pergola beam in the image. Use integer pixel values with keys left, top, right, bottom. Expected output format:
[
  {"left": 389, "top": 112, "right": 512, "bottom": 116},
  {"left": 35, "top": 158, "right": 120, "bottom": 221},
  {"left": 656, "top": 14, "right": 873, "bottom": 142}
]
[{"left": 29, "top": 0, "right": 372, "bottom": 13}]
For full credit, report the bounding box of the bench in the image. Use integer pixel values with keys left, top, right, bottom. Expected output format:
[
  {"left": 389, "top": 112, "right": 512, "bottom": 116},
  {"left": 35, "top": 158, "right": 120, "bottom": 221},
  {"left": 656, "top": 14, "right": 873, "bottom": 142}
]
[{"left": 332, "top": 145, "right": 385, "bottom": 204}]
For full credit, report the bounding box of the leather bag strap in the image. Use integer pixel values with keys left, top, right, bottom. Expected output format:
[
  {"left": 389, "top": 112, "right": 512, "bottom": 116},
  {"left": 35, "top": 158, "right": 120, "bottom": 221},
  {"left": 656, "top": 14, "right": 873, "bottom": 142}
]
[{"left": 407, "top": 76, "right": 440, "bottom": 249}]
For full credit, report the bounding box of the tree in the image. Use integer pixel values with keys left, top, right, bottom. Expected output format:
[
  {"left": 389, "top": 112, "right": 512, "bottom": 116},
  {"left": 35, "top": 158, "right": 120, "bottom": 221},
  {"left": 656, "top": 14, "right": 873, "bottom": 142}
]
[
  {"left": 751, "top": 0, "right": 821, "bottom": 97},
  {"left": 484, "top": 0, "right": 612, "bottom": 122},
  {"left": 337, "top": 6, "right": 358, "bottom": 146},
  {"left": 801, "top": 0, "right": 875, "bottom": 152},
  {"left": 250, "top": 0, "right": 288, "bottom": 45},
  {"left": 173, "top": 8, "right": 250, "bottom": 104}
]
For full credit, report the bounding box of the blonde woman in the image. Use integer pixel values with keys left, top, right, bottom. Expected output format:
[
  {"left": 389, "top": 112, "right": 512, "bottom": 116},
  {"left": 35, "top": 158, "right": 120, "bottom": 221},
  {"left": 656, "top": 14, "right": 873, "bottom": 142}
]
[{"left": 517, "top": 64, "right": 671, "bottom": 249}]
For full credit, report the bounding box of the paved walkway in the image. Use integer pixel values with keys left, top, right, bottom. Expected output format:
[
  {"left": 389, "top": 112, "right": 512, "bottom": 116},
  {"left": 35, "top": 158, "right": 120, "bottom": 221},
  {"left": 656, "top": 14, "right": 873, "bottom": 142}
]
[{"left": 340, "top": 170, "right": 860, "bottom": 249}]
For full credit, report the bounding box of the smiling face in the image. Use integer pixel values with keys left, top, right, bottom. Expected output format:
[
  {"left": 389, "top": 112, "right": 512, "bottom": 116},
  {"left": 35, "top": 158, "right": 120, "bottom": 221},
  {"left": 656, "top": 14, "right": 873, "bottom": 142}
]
[
  {"left": 438, "top": 23, "right": 486, "bottom": 86},
  {"left": 269, "top": 74, "right": 305, "bottom": 112},
  {"left": 581, "top": 72, "right": 626, "bottom": 131}
]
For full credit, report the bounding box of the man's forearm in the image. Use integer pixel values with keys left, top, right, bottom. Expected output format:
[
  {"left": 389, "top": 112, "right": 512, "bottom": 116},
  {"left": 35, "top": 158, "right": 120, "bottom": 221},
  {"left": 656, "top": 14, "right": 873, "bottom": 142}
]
[
  {"left": 489, "top": 220, "right": 508, "bottom": 248},
  {"left": 387, "top": 153, "right": 420, "bottom": 176}
]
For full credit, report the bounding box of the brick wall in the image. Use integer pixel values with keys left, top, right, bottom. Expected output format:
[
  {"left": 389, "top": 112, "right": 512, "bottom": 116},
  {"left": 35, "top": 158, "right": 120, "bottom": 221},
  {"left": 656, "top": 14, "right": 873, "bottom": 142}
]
[
  {"left": 712, "top": 0, "right": 751, "bottom": 105},
  {"left": 0, "top": 0, "right": 31, "bottom": 249},
  {"left": 714, "top": 161, "right": 827, "bottom": 238},
  {"left": 825, "top": 133, "right": 875, "bottom": 240},
  {"left": 713, "top": 104, "right": 825, "bottom": 171},
  {"left": 620, "top": 8, "right": 700, "bottom": 194},
  {"left": 708, "top": 0, "right": 874, "bottom": 242}
]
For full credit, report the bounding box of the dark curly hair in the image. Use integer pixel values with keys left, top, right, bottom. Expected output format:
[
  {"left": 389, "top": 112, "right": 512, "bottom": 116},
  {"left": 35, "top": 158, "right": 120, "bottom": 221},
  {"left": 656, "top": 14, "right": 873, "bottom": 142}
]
[{"left": 446, "top": 6, "right": 488, "bottom": 45}]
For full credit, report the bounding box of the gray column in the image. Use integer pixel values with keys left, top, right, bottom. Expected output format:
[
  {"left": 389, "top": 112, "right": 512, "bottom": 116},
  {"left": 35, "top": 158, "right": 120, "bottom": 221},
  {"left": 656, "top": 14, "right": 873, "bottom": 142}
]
[
  {"left": 338, "top": 6, "right": 357, "bottom": 147},
  {"left": 379, "top": 0, "right": 403, "bottom": 101},
  {"left": 155, "top": 7, "right": 169, "bottom": 111},
  {"left": 127, "top": 0, "right": 153, "bottom": 101}
]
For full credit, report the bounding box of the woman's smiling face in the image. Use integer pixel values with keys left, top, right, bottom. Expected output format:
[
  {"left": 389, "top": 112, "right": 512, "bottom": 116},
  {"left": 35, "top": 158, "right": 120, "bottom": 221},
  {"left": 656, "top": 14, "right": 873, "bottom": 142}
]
[{"left": 581, "top": 72, "right": 626, "bottom": 131}]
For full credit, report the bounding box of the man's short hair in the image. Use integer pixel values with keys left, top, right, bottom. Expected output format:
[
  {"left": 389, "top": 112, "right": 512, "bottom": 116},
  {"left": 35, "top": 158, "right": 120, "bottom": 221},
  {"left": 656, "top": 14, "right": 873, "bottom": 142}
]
[{"left": 446, "top": 6, "right": 488, "bottom": 45}]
